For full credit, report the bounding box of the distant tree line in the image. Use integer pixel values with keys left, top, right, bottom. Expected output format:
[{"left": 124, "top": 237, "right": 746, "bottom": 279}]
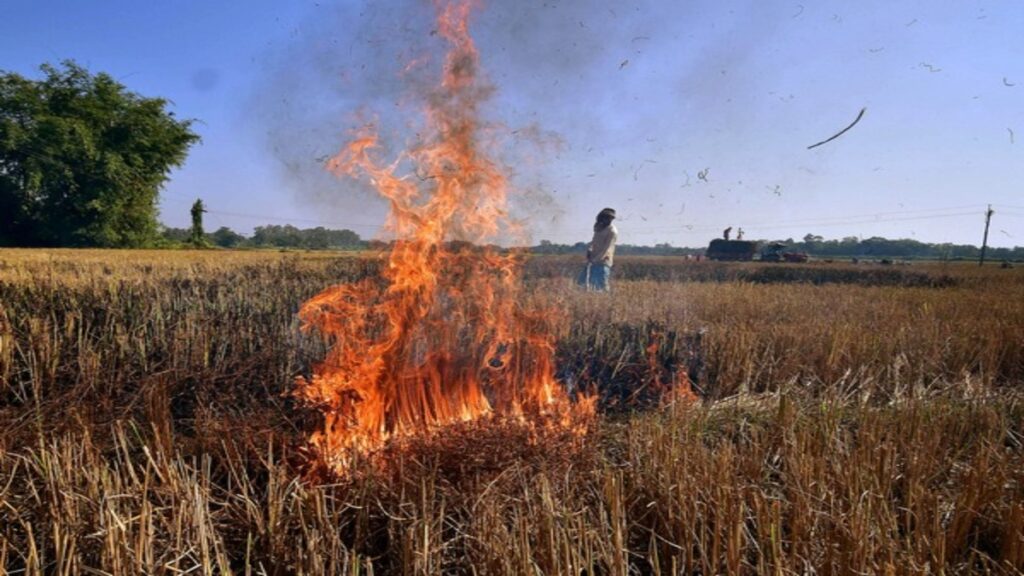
[
  {"left": 531, "top": 239, "right": 703, "bottom": 257},
  {"left": 160, "top": 224, "right": 366, "bottom": 250},
  {"left": 3, "top": 63, "right": 1018, "bottom": 261},
  {"left": 529, "top": 234, "right": 1024, "bottom": 261},
  {"left": 785, "top": 234, "right": 1024, "bottom": 261}
]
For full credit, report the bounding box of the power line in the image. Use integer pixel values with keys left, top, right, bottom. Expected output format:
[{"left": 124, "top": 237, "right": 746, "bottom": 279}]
[
  {"left": 742, "top": 211, "right": 983, "bottom": 232},
  {"left": 158, "top": 198, "right": 1003, "bottom": 238},
  {"left": 203, "top": 208, "right": 382, "bottom": 231},
  {"left": 158, "top": 194, "right": 383, "bottom": 231},
  {"left": 601, "top": 204, "right": 989, "bottom": 235},
  {"left": 701, "top": 205, "right": 982, "bottom": 231},
  {"left": 754, "top": 204, "right": 988, "bottom": 225},
  {"left": 600, "top": 208, "right": 987, "bottom": 237}
]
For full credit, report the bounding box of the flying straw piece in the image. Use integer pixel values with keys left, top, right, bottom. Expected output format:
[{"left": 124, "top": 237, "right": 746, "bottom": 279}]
[{"left": 807, "top": 107, "right": 866, "bottom": 150}]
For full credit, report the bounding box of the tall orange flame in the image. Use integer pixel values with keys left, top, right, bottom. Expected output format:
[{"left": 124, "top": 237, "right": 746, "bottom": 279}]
[{"left": 295, "top": 0, "right": 591, "bottom": 471}]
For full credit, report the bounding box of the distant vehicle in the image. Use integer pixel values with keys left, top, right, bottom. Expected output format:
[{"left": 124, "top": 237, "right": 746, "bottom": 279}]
[
  {"left": 760, "top": 242, "right": 809, "bottom": 263},
  {"left": 706, "top": 239, "right": 760, "bottom": 261}
]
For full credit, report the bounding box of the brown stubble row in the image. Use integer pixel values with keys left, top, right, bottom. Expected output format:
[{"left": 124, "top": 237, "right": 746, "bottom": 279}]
[
  {"left": 561, "top": 278, "right": 1024, "bottom": 399},
  {"left": 1, "top": 394, "right": 1021, "bottom": 574},
  {"left": 0, "top": 249, "right": 1022, "bottom": 574}
]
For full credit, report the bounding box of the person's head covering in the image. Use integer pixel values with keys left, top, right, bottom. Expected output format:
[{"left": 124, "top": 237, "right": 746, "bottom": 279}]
[{"left": 594, "top": 207, "right": 616, "bottom": 232}]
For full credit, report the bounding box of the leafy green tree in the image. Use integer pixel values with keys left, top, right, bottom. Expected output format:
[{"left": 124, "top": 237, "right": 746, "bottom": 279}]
[
  {"left": 209, "top": 226, "right": 245, "bottom": 248},
  {"left": 159, "top": 226, "right": 190, "bottom": 245},
  {"left": 249, "top": 224, "right": 363, "bottom": 249},
  {"left": 0, "top": 61, "right": 199, "bottom": 247},
  {"left": 251, "top": 224, "right": 302, "bottom": 248}
]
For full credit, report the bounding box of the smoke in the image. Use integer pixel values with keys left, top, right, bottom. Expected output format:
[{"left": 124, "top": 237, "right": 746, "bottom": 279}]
[
  {"left": 249, "top": 2, "right": 432, "bottom": 228},
  {"left": 252, "top": 0, "right": 783, "bottom": 240}
]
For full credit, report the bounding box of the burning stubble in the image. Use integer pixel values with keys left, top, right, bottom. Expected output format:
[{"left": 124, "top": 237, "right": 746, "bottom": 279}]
[{"left": 293, "top": 0, "right": 593, "bottom": 473}]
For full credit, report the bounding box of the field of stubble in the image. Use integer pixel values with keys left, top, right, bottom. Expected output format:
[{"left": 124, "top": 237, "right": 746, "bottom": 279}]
[{"left": 1, "top": 249, "right": 1022, "bottom": 575}]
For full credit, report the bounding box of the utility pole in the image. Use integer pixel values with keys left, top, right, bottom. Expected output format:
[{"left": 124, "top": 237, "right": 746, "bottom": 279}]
[{"left": 979, "top": 204, "right": 994, "bottom": 266}]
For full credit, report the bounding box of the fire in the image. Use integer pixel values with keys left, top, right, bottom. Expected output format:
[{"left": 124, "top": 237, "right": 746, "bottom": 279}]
[{"left": 294, "top": 0, "right": 592, "bottom": 471}]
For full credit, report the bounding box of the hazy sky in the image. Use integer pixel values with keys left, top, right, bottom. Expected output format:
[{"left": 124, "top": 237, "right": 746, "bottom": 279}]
[{"left": 3, "top": 0, "right": 1022, "bottom": 247}]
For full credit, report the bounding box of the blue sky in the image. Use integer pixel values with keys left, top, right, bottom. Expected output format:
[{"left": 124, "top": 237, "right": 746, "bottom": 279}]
[{"left": 3, "top": 0, "right": 1022, "bottom": 247}]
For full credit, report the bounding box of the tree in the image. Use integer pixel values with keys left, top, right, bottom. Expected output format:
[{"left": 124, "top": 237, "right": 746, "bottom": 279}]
[
  {"left": 0, "top": 61, "right": 199, "bottom": 247},
  {"left": 159, "top": 226, "right": 190, "bottom": 244},
  {"left": 248, "top": 224, "right": 363, "bottom": 249},
  {"left": 209, "top": 226, "right": 245, "bottom": 248},
  {"left": 252, "top": 224, "right": 302, "bottom": 248},
  {"left": 189, "top": 198, "right": 207, "bottom": 246}
]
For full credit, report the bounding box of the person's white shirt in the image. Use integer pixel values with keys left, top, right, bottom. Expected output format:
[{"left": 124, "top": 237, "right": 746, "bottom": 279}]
[{"left": 588, "top": 223, "right": 618, "bottom": 266}]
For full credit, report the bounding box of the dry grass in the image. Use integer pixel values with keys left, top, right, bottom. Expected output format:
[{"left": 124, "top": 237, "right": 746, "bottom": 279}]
[
  {"left": 559, "top": 277, "right": 1024, "bottom": 398},
  {"left": 1, "top": 249, "right": 1022, "bottom": 574}
]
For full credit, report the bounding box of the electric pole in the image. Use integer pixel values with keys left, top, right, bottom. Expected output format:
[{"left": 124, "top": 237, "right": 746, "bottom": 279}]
[{"left": 979, "top": 204, "right": 994, "bottom": 266}]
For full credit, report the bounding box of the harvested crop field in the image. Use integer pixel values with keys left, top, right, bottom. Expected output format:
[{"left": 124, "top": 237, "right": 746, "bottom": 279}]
[{"left": 1, "top": 249, "right": 1023, "bottom": 574}]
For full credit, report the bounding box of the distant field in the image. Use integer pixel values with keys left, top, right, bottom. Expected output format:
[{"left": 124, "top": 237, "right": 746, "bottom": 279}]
[{"left": 1, "top": 249, "right": 1022, "bottom": 574}]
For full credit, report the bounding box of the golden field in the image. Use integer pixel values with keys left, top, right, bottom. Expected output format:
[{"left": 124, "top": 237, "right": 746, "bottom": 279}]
[{"left": 0, "top": 249, "right": 1022, "bottom": 574}]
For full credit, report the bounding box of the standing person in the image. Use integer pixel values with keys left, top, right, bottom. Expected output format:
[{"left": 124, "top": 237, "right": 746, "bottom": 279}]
[{"left": 579, "top": 208, "right": 618, "bottom": 291}]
